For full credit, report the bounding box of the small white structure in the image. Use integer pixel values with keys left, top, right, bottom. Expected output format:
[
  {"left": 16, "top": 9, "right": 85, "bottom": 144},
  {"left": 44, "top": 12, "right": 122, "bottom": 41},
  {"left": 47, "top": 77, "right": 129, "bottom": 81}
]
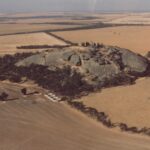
[{"left": 44, "top": 93, "right": 61, "bottom": 102}]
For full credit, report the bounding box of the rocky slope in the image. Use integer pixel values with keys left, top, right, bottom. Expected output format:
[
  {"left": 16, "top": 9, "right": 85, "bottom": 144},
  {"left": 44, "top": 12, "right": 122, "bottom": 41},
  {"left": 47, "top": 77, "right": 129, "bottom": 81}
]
[
  {"left": 0, "top": 44, "right": 149, "bottom": 98},
  {"left": 16, "top": 45, "right": 149, "bottom": 87}
]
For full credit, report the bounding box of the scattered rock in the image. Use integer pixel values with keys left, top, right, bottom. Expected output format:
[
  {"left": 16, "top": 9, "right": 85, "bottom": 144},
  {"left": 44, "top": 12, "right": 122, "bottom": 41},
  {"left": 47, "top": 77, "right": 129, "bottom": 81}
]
[
  {"left": 16, "top": 45, "right": 150, "bottom": 89},
  {"left": 121, "top": 49, "right": 149, "bottom": 75},
  {"left": 70, "top": 54, "right": 81, "bottom": 66},
  {"left": 82, "top": 53, "right": 90, "bottom": 60},
  {"left": 62, "top": 51, "right": 75, "bottom": 61},
  {"left": 146, "top": 51, "right": 150, "bottom": 59},
  {"left": 84, "top": 61, "right": 119, "bottom": 81}
]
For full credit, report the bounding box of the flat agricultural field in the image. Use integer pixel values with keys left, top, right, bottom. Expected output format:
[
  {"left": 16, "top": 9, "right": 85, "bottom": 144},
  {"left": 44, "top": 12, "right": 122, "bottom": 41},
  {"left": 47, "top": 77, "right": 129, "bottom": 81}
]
[
  {"left": 104, "top": 13, "right": 150, "bottom": 24},
  {"left": 54, "top": 26, "right": 150, "bottom": 55},
  {"left": 0, "top": 13, "right": 96, "bottom": 35},
  {"left": 1, "top": 12, "right": 150, "bottom": 35},
  {"left": 0, "top": 32, "right": 66, "bottom": 55},
  {"left": 77, "top": 77, "right": 150, "bottom": 128},
  {"left": 0, "top": 23, "right": 83, "bottom": 35},
  {"left": 0, "top": 81, "right": 150, "bottom": 150}
]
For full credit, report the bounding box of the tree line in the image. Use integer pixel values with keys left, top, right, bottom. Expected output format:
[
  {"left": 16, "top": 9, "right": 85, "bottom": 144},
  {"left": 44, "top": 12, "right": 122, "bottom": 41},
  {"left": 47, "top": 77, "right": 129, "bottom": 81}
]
[{"left": 67, "top": 100, "right": 150, "bottom": 136}]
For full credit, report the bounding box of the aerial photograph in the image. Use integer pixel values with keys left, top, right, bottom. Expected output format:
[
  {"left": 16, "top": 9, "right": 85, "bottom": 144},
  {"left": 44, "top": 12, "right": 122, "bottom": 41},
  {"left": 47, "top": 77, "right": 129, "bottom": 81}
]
[{"left": 0, "top": 0, "right": 150, "bottom": 150}]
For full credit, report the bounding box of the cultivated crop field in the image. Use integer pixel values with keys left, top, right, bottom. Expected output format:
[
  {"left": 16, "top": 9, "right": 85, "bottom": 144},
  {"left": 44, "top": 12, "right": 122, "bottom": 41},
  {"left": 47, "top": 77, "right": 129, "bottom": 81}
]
[
  {"left": 77, "top": 77, "right": 150, "bottom": 128},
  {"left": 0, "top": 32, "right": 66, "bottom": 55},
  {"left": 0, "top": 81, "right": 150, "bottom": 150},
  {"left": 1, "top": 12, "right": 150, "bottom": 35},
  {"left": 54, "top": 26, "right": 150, "bottom": 55}
]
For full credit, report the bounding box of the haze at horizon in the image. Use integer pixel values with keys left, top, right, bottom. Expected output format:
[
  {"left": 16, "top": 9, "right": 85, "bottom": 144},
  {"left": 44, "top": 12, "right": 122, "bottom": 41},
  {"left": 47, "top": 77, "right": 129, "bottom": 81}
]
[{"left": 0, "top": 0, "right": 150, "bottom": 13}]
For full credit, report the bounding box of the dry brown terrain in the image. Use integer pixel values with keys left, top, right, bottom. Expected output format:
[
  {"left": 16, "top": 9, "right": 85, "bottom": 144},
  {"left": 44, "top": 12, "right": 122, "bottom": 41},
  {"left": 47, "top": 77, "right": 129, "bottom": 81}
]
[
  {"left": 1, "top": 81, "right": 150, "bottom": 150},
  {"left": 0, "top": 23, "right": 83, "bottom": 35},
  {"left": 0, "top": 33, "right": 66, "bottom": 55},
  {"left": 1, "top": 12, "right": 150, "bottom": 149},
  {"left": 77, "top": 77, "right": 150, "bottom": 128},
  {"left": 1, "top": 12, "right": 150, "bottom": 35},
  {"left": 4, "top": 12, "right": 150, "bottom": 24},
  {"left": 54, "top": 26, "right": 150, "bottom": 55},
  {"left": 0, "top": 13, "right": 91, "bottom": 35},
  {"left": 1, "top": 12, "right": 150, "bottom": 34},
  {"left": 104, "top": 13, "right": 150, "bottom": 24}
]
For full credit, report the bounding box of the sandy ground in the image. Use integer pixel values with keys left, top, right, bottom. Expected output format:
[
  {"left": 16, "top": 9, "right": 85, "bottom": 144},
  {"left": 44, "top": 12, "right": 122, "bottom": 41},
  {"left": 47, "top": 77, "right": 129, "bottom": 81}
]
[
  {"left": 1, "top": 81, "right": 150, "bottom": 150},
  {"left": 0, "top": 32, "right": 66, "bottom": 55},
  {"left": 77, "top": 77, "right": 150, "bottom": 128},
  {"left": 54, "top": 26, "right": 150, "bottom": 55}
]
